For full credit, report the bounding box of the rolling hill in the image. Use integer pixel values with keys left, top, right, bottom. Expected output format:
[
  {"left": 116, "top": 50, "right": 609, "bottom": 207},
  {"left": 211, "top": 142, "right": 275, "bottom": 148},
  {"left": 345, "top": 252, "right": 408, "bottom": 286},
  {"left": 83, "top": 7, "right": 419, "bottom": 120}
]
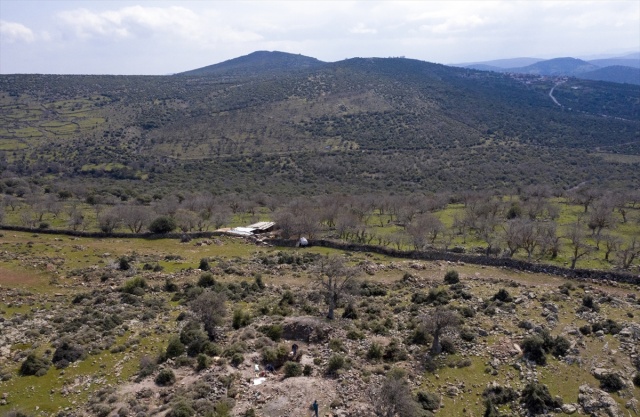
[
  {"left": 459, "top": 53, "right": 640, "bottom": 85},
  {"left": 1, "top": 52, "right": 639, "bottom": 196}
]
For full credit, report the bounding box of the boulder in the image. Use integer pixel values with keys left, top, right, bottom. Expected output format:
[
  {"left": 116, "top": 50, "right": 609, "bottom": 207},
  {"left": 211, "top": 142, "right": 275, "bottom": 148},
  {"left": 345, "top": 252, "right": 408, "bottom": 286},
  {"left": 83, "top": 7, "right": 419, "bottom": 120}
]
[{"left": 578, "top": 384, "right": 623, "bottom": 417}]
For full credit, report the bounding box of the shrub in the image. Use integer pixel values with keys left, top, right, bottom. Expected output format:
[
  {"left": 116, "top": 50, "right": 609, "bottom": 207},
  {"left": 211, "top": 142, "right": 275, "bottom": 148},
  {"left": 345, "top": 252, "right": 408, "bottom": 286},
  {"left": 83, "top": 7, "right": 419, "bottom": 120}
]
[
  {"left": 168, "top": 400, "right": 194, "bottom": 417},
  {"left": 265, "top": 324, "right": 283, "bottom": 341},
  {"left": 493, "top": 288, "right": 513, "bottom": 303},
  {"left": 155, "top": 369, "right": 176, "bottom": 386},
  {"left": 483, "top": 384, "right": 518, "bottom": 405},
  {"left": 52, "top": 340, "right": 85, "bottom": 368},
  {"left": 283, "top": 361, "right": 302, "bottom": 378},
  {"left": 582, "top": 295, "right": 599, "bottom": 311},
  {"left": 303, "top": 364, "right": 313, "bottom": 376},
  {"left": 522, "top": 336, "right": 547, "bottom": 365},
  {"left": 196, "top": 354, "right": 210, "bottom": 371},
  {"left": 122, "top": 277, "right": 147, "bottom": 295},
  {"left": 633, "top": 373, "right": 640, "bottom": 387},
  {"left": 551, "top": 336, "right": 570, "bottom": 357},
  {"left": 118, "top": 257, "right": 131, "bottom": 271},
  {"left": 416, "top": 391, "right": 440, "bottom": 411},
  {"left": 198, "top": 258, "right": 210, "bottom": 271},
  {"left": 521, "top": 382, "right": 560, "bottom": 414},
  {"left": 230, "top": 352, "right": 244, "bottom": 367},
  {"left": 326, "top": 354, "right": 345, "bottom": 374},
  {"left": 459, "top": 306, "right": 475, "bottom": 318},
  {"left": 460, "top": 327, "right": 476, "bottom": 342},
  {"left": 138, "top": 355, "right": 157, "bottom": 378},
  {"left": 579, "top": 324, "right": 592, "bottom": 335},
  {"left": 342, "top": 302, "right": 358, "bottom": 319},
  {"left": 367, "top": 342, "right": 383, "bottom": 361},
  {"left": 383, "top": 339, "right": 408, "bottom": 362},
  {"left": 439, "top": 338, "right": 456, "bottom": 354},
  {"left": 599, "top": 373, "right": 625, "bottom": 392},
  {"left": 197, "top": 273, "right": 216, "bottom": 288},
  {"left": 19, "top": 354, "right": 50, "bottom": 376},
  {"left": 166, "top": 336, "right": 185, "bottom": 358},
  {"left": 444, "top": 270, "right": 460, "bottom": 284},
  {"left": 149, "top": 216, "right": 176, "bottom": 233},
  {"left": 232, "top": 309, "right": 251, "bottom": 329},
  {"left": 261, "top": 344, "right": 289, "bottom": 368}
]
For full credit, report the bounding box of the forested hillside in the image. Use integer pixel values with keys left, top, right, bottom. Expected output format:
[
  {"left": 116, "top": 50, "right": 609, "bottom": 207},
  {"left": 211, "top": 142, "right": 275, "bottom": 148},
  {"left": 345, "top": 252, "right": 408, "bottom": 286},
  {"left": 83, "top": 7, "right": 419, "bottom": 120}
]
[{"left": 1, "top": 54, "right": 639, "bottom": 196}]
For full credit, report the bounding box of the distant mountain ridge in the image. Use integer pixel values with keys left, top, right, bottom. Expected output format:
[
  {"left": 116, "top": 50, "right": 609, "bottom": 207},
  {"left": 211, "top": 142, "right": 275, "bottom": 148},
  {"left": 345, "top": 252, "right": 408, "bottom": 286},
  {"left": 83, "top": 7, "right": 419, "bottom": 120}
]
[
  {"left": 456, "top": 53, "right": 640, "bottom": 85},
  {"left": 179, "top": 50, "right": 325, "bottom": 77}
]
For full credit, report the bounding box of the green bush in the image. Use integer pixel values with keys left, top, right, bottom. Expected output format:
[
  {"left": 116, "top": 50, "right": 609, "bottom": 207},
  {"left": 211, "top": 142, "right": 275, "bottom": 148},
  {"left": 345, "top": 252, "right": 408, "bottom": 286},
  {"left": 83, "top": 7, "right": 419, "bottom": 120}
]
[
  {"left": 196, "top": 354, "right": 210, "bottom": 371},
  {"left": 261, "top": 344, "right": 289, "bottom": 368},
  {"left": 232, "top": 309, "right": 251, "bottom": 329},
  {"left": 122, "top": 277, "right": 147, "bottom": 295},
  {"left": 149, "top": 216, "right": 176, "bottom": 233},
  {"left": 326, "top": 354, "right": 345, "bottom": 375},
  {"left": 521, "top": 382, "right": 560, "bottom": 414},
  {"left": 168, "top": 400, "right": 194, "bottom": 417},
  {"left": 444, "top": 270, "right": 460, "bottom": 284},
  {"left": 166, "top": 336, "right": 185, "bottom": 358},
  {"left": 155, "top": 369, "right": 176, "bottom": 386},
  {"left": 265, "top": 324, "right": 283, "bottom": 341},
  {"left": 633, "top": 373, "right": 640, "bottom": 387},
  {"left": 283, "top": 361, "right": 302, "bottom": 378},
  {"left": 367, "top": 342, "right": 383, "bottom": 361},
  {"left": 197, "top": 273, "right": 216, "bottom": 288},
  {"left": 198, "top": 258, "right": 211, "bottom": 271},
  {"left": 493, "top": 288, "right": 513, "bottom": 302},
  {"left": 416, "top": 391, "right": 440, "bottom": 411},
  {"left": 522, "top": 336, "right": 547, "bottom": 365},
  {"left": 19, "top": 354, "right": 50, "bottom": 377},
  {"left": 599, "top": 373, "right": 625, "bottom": 392},
  {"left": 230, "top": 352, "right": 244, "bottom": 367}
]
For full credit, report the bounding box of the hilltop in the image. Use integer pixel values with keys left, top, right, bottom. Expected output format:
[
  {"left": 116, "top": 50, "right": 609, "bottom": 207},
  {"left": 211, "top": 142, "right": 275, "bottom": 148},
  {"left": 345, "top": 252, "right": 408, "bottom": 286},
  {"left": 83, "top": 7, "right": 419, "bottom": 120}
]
[{"left": 1, "top": 52, "right": 639, "bottom": 197}]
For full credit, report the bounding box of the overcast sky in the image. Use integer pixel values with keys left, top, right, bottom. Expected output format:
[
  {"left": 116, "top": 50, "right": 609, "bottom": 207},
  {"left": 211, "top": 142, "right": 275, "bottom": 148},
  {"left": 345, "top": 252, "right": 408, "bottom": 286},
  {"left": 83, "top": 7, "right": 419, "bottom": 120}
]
[{"left": 1, "top": 0, "right": 638, "bottom": 74}]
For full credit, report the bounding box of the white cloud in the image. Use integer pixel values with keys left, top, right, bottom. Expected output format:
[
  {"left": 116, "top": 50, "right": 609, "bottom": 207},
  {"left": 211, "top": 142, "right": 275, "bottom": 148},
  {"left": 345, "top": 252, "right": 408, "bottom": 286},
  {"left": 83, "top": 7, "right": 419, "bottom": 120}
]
[
  {"left": 56, "top": 5, "right": 262, "bottom": 44},
  {"left": 0, "top": 20, "right": 35, "bottom": 43},
  {"left": 350, "top": 22, "right": 377, "bottom": 34}
]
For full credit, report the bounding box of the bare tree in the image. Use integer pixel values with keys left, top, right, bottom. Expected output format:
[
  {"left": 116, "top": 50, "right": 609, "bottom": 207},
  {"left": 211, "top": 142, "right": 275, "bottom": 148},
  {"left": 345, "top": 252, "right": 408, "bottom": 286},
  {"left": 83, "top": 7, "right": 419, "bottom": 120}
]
[
  {"left": 616, "top": 238, "right": 639, "bottom": 270},
  {"left": 119, "top": 205, "right": 151, "bottom": 233},
  {"left": 587, "top": 200, "right": 614, "bottom": 248},
  {"left": 565, "top": 221, "right": 591, "bottom": 269},
  {"left": 98, "top": 208, "right": 121, "bottom": 233},
  {"left": 569, "top": 187, "right": 601, "bottom": 213},
  {"left": 371, "top": 368, "right": 421, "bottom": 417},
  {"left": 191, "top": 290, "right": 227, "bottom": 340},
  {"left": 315, "top": 255, "right": 360, "bottom": 320},
  {"left": 538, "top": 222, "right": 560, "bottom": 259},
  {"left": 67, "top": 207, "right": 85, "bottom": 231},
  {"left": 601, "top": 234, "right": 622, "bottom": 262},
  {"left": 175, "top": 209, "right": 199, "bottom": 233},
  {"left": 422, "top": 307, "right": 460, "bottom": 355}
]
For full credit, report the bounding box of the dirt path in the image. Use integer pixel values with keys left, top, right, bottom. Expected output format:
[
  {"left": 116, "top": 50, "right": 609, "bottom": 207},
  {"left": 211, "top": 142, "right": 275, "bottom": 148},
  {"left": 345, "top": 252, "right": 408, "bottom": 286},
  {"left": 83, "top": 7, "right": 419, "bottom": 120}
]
[{"left": 548, "top": 81, "right": 565, "bottom": 107}]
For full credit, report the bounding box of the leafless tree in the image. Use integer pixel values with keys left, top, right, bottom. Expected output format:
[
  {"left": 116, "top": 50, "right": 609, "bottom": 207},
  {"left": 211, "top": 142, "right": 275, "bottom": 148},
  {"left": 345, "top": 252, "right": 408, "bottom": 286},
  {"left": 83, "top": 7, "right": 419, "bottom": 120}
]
[
  {"left": 587, "top": 199, "right": 614, "bottom": 248},
  {"left": 191, "top": 290, "right": 227, "bottom": 340},
  {"left": 98, "top": 207, "right": 121, "bottom": 233},
  {"left": 569, "top": 187, "right": 601, "bottom": 213},
  {"left": 67, "top": 207, "right": 85, "bottom": 231},
  {"left": 538, "top": 222, "right": 560, "bottom": 259},
  {"left": 315, "top": 255, "right": 360, "bottom": 320},
  {"left": 616, "top": 238, "right": 639, "bottom": 270},
  {"left": 422, "top": 307, "right": 460, "bottom": 355},
  {"left": 371, "top": 368, "right": 421, "bottom": 417},
  {"left": 565, "top": 221, "right": 591, "bottom": 269},
  {"left": 119, "top": 205, "right": 151, "bottom": 233},
  {"left": 175, "top": 209, "right": 199, "bottom": 233},
  {"left": 601, "top": 234, "right": 622, "bottom": 262}
]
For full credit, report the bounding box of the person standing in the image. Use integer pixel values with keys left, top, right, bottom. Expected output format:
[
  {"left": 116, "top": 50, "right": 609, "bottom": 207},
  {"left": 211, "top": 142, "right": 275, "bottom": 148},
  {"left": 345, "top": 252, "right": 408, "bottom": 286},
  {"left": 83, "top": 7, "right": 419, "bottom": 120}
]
[{"left": 312, "top": 399, "right": 319, "bottom": 417}]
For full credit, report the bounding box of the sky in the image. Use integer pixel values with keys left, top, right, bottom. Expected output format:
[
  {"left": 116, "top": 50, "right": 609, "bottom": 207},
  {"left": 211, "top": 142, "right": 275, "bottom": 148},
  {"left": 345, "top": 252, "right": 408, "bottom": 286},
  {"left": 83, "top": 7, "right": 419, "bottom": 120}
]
[{"left": 1, "top": 0, "right": 639, "bottom": 75}]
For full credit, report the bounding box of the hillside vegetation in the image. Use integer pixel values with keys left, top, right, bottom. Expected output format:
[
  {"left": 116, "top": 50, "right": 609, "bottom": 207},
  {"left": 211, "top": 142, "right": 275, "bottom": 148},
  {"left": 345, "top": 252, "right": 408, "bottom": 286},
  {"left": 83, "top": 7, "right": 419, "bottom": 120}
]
[{"left": 1, "top": 53, "right": 639, "bottom": 196}]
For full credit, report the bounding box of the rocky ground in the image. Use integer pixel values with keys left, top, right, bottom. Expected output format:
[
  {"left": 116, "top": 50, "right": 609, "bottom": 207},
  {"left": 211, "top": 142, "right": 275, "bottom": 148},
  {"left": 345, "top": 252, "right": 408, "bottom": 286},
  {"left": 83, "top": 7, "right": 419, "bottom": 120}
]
[{"left": 0, "top": 234, "right": 638, "bottom": 417}]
